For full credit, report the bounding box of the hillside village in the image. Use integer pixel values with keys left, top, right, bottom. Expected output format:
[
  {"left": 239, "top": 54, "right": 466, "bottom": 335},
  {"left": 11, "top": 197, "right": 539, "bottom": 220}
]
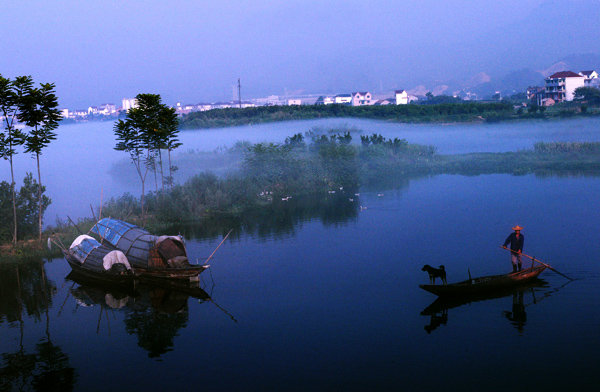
[{"left": 59, "top": 68, "right": 599, "bottom": 122}]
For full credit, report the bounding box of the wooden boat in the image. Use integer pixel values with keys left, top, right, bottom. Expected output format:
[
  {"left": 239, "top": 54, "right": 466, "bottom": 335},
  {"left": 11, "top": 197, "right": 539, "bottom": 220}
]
[
  {"left": 419, "top": 265, "right": 547, "bottom": 296},
  {"left": 63, "top": 235, "right": 135, "bottom": 283},
  {"left": 90, "top": 218, "right": 209, "bottom": 282}
]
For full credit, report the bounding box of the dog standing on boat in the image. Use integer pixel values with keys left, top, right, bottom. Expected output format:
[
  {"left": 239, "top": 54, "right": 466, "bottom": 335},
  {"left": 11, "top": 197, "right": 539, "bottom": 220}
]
[{"left": 422, "top": 265, "right": 447, "bottom": 285}]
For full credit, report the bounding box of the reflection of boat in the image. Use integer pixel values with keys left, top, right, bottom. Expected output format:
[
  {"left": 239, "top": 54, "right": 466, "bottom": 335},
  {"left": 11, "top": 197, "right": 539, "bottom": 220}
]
[
  {"left": 419, "top": 265, "right": 547, "bottom": 296},
  {"left": 421, "top": 279, "right": 548, "bottom": 315},
  {"left": 90, "top": 218, "right": 209, "bottom": 282},
  {"left": 420, "top": 279, "right": 547, "bottom": 334},
  {"left": 63, "top": 235, "right": 135, "bottom": 283},
  {"left": 65, "top": 271, "right": 211, "bottom": 308}
]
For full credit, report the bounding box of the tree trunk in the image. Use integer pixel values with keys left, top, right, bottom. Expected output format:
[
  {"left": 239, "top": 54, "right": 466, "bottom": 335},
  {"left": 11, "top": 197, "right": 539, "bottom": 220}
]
[
  {"left": 158, "top": 148, "right": 164, "bottom": 194},
  {"left": 10, "top": 154, "right": 18, "bottom": 246},
  {"left": 168, "top": 148, "right": 173, "bottom": 190},
  {"left": 36, "top": 153, "right": 43, "bottom": 242}
]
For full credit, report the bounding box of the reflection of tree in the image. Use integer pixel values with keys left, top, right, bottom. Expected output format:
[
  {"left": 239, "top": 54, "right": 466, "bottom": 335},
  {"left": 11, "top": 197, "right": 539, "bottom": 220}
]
[
  {"left": 0, "top": 261, "right": 76, "bottom": 391},
  {"left": 0, "top": 340, "right": 77, "bottom": 392},
  {"left": 124, "top": 292, "right": 189, "bottom": 358},
  {"left": 0, "top": 260, "right": 56, "bottom": 324},
  {"left": 171, "top": 190, "right": 363, "bottom": 241}
]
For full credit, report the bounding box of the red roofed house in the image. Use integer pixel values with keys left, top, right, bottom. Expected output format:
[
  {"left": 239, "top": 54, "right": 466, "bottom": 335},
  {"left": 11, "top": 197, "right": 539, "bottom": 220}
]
[{"left": 543, "top": 71, "right": 585, "bottom": 103}]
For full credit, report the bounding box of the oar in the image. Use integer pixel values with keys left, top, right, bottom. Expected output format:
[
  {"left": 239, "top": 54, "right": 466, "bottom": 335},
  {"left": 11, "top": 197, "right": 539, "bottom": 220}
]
[{"left": 500, "top": 246, "right": 573, "bottom": 281}]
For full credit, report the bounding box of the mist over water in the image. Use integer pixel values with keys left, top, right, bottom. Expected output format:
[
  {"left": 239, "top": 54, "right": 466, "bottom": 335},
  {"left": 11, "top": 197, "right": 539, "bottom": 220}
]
[{"left": 2, "top": 117, "right": 600, "bottom": 224}]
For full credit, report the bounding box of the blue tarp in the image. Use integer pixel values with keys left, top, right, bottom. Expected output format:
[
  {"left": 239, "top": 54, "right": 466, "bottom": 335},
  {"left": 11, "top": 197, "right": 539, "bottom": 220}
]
[
  {"left": 91, "top": 218, "right": 137, "bottom": 246},
  {"left": 72, "top": 237, "right": 101, "bottom": 263}
]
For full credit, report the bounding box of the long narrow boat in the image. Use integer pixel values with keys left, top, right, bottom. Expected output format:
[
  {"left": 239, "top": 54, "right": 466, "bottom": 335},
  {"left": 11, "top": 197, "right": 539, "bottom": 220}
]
[
  {"left": 90, "top": 218, "right": 209, "bottom": 282},
  {"left": 419, "top": 265, "right": 547, "bottom": 296},
  {"left": 63, "top": 235, "right": 135, "bottom": 283}
]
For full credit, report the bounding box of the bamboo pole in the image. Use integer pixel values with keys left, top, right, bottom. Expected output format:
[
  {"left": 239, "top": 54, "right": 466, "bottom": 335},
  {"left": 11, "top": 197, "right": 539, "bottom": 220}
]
[
  {"left": 500, "top": 246, "right": 573, "bottom": 281},
  {"left": 203, "top": 229, "right": 233, "bottom": 265}
]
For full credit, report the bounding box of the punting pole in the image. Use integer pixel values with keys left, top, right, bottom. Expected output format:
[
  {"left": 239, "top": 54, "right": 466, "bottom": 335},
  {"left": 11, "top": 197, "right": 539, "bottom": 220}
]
[
  {"left": 203, "top": 229, "right": 234, "bottom": 265},
  {"left": 500, "top": 246, "right": 573, "bottom": 281}
]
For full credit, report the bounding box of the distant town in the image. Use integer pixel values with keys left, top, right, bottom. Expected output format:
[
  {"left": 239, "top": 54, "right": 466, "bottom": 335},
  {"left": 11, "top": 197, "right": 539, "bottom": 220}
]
[{"left": 59, "top": 69, "right": 599, "bottom": 122}]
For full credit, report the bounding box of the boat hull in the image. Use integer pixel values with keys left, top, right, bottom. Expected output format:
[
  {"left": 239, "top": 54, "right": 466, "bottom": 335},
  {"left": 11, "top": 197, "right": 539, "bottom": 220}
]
[{"left": 419, "top": 266, "right": 547, "bottom": 296}]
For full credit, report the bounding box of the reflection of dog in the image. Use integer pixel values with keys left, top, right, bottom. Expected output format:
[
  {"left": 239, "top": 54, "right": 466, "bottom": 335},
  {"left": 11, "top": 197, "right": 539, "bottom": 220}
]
[{"left": 422, "top": 265, "right": 447, "bottom": 285}]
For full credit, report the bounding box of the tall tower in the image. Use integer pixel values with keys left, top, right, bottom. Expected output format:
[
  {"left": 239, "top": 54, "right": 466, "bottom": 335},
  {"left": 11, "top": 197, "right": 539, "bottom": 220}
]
[{"left": 238, "top": 78, "right": 242, "bottom": 108}]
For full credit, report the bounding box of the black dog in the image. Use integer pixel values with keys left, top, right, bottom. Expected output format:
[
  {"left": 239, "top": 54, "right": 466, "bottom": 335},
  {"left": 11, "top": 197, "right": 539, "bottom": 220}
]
[{"left": 422, "top": 264, "right": 447, "bottom": 285}]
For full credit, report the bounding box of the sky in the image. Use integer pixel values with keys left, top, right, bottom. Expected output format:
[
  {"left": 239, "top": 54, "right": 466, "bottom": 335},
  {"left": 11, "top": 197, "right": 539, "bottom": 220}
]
[{"left": 2, "top": 0, "right": 598, "bottom": 109}]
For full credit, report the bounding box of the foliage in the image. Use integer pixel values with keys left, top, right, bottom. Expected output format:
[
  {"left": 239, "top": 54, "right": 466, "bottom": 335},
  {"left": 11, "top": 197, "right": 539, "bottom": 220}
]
[
  {"left": 0, "top": 173, "right": 51, "bottom": 243},
  {"left": 18, "top": 81, "right": 61, "bottom": 241},
  {"left": 179, "top": 102, "right": 515, "bottom": 129},
  {"left": 0, "top": 75, "right": 31, "bottom": 245},
  {"left": 573, "top": 86, "right": 600, "bottom": 104},
  {"left": 114, "top": 93, "right": 179, "bottom": 216}
]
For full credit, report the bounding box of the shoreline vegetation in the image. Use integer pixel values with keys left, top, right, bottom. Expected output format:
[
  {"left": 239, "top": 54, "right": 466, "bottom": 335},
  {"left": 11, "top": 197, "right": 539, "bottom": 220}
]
[
  {"left": 4, "top": 126, "right": 600, "bottom": 262},
  {"left": 178, "top": 101, "right": 600, "bottom": 129}
]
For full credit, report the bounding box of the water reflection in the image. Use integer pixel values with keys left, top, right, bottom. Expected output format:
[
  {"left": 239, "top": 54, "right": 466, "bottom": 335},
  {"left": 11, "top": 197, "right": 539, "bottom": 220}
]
[
  {"left": 0, "top": 260, "right": 56, "bottom": 324},
  {"left": 420, "top": 279, "right": 549, "bottom": 334},
  {"left": 64, "top": 272, "right": 212, "bottom": 358},
  {"left": 171, "top": 190, "right": 364, "bottom": 241},
  {"left": 0, "top": 261, "right": 76, "bottom": 391}
]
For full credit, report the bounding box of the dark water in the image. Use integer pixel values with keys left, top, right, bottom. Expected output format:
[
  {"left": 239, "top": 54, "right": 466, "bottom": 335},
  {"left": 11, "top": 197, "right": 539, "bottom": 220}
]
[{"left": 2, "top": 173, "right": 600, "bottom": 391}]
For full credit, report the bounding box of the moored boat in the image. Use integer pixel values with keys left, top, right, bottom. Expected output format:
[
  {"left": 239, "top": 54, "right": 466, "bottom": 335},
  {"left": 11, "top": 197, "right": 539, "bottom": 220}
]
[
  {"left": 419, "top": 265, "right": 547, "bottom": 297},
  {"left": 90, "top": 218, "right": 209, "bottom": 282},
  {"left": 63, "top": 235, "right": 135, "bottom": 283}
]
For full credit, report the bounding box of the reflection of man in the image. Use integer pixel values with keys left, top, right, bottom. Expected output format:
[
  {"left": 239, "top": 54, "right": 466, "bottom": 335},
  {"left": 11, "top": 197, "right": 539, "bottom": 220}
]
[
  {"left": 503, "top": 225, "right": 524, "bottom": 272},
  {"left": 503, "top": 291, "right": 527, "bottom": 334}
]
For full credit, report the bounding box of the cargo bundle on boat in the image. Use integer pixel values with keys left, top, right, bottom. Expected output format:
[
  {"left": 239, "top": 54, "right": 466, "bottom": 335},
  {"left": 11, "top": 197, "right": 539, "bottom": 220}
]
[
  {"left": 90, "top": 218, "right": 208, "bottom": 281},
  {"left": 63, "top": 235, "right": 134, "bottom": 283}
]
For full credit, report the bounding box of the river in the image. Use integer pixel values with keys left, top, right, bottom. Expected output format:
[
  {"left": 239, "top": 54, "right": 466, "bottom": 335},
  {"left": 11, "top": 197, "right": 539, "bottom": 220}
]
[{"left": 1, "top": 118, "right": 600, "bottom": 391}]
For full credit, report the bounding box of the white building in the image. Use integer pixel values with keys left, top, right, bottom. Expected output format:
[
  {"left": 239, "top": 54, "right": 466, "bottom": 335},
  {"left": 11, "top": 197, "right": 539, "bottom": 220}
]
[
  {"left": 542, "top": 71, "right": 585, "bottom": 103},
  {"left": 334, "top": 94, "right": 352, "bottom": 104},
  {"left": 288, "top": 99, "right": 302, "bottom": 106},
  {"left": 122, "top": 98, "right": 138, "bottom": 111},
  {"left": 580, "top": 70, "right": 598, "bottom": 86},
  {"left": 395, "top": 90, "right": 409, "bottom": 105},
  {"left": 351, "top": 92, "right": 372, "bottom": 106}
]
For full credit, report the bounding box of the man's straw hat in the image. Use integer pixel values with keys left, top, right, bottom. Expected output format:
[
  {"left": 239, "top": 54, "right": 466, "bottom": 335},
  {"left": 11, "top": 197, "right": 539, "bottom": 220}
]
[{"left": 512, "top": 225, "right": 523, "bottom": 231}]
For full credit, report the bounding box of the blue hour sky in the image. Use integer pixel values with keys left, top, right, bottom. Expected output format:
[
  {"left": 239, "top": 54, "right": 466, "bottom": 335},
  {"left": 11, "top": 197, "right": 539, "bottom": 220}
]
[{"left": 2, "top": 0, "right": 598, "bottom": 109}]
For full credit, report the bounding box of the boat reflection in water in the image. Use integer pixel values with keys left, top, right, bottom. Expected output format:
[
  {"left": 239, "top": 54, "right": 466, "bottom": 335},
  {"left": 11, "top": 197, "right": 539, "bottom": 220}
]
[
  {"left": 420, "top": 279, "right": 549, "bottom": 334},
  {"left": 65, "top": 271, "right": 213, "bottom": 357}
]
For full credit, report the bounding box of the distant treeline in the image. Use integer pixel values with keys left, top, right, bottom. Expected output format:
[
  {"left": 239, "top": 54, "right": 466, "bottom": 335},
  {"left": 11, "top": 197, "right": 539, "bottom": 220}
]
[{"left": 179, "top": 102, "right": 515, "bottom": 129}]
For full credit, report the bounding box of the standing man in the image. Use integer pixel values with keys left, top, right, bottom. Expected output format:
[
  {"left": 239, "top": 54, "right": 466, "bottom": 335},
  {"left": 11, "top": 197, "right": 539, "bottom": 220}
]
[{"left": 503, "top": 225, "right": 524, "bottom": 272}]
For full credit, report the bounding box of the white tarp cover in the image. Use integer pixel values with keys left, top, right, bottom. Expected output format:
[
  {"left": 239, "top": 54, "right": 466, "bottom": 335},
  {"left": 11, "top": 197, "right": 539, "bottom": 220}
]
[
  {"left": 102, "top": 250, "right": 132, "bottom": 271},
  {"left": 70, "top": 235, "right": 95, "bottom": 249}
]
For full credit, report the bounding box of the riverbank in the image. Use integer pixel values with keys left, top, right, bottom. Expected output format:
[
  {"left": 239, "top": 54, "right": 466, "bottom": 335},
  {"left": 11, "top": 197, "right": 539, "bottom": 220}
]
[{"left": 178, "top": 101, "right": 600, "bottom": 130}]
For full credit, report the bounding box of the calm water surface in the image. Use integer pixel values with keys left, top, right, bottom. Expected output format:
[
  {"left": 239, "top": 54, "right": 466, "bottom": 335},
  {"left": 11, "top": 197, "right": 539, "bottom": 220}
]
[
  {"left": 2, "top": 118, "right": 600, "bottom": 391},
  {"left": 2, "top": 117, "right": 600, "bottom": 222},
  {"left": 2, "top": 173, "right": 600, "bottom": 391}
]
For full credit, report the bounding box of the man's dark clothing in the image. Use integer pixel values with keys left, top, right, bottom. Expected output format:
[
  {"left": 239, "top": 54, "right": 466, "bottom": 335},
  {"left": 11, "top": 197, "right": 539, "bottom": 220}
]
[{"left": 503, "top": 232, "right": 524, "bottom": 251}]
